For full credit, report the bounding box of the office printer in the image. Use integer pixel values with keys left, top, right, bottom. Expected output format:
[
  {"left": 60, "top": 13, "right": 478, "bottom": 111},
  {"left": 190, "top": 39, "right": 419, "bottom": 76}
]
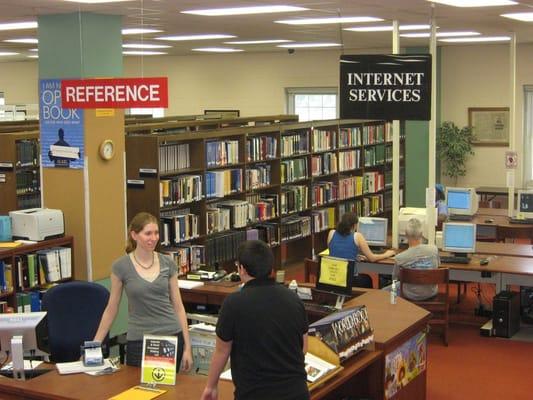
[
  {"left": 398, "top": 207, "right": 428, "bottom": 245},
  {"left": 9, "top": 208, "right": 64, "bottom": 241}
]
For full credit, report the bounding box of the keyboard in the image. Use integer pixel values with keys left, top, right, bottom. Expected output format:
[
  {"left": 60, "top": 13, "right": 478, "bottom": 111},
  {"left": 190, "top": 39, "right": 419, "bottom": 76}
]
[
  {"left": 303, "top": 302, "right": 337, "bottom": 315},
  {"left": 440, "top": 256, "right": 471, "bottom": 264},
  {"left": 509, "top": 218, "right": 533, "bottom": 225},
  {"left": 0, "top": 369, "right": 51, "bottom": 379}
]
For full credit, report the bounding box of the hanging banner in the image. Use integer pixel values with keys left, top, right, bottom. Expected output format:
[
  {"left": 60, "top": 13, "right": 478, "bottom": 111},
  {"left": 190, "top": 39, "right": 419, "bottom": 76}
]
[
  {"left": 61, "top": 77, "right": 168, "bottom": 109},
  {"left": 340, "top": 54, "right": 432, "bottom": 121},
  {"left": 39, "top": 79, "right": 84, "bottom": 169}
]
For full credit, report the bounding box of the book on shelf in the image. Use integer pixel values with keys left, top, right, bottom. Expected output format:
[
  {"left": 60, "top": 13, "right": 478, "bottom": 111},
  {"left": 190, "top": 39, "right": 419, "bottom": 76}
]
[
  {"left": 308, "top": 305, "right": 374, "bottom": 362},
  {"left": 159, "top": 142, "right": 190, "bottom": 173}
]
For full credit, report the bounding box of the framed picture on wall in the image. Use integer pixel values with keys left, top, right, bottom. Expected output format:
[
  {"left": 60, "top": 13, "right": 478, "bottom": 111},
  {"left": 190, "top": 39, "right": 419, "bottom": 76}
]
[
  {"left": 468, "top": 107, "right": 509, "bottom": 146},
  {"left": 204, "top": 109, "right": 240, "bottom": 118}
]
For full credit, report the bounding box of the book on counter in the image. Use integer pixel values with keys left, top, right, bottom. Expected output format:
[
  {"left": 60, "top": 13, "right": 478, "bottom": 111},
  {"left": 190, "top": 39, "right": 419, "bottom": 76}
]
[
  {"left": 186, "top": 269, "right": 227, "bottom": 281},
  {"left": 308, "top": 305, "right": 374, "bottom": 362}
]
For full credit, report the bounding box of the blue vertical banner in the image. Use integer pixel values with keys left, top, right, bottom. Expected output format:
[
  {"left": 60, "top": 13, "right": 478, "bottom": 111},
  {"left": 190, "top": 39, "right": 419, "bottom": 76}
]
[{"left": 39, "top": 79, "right": 84, "bottom": 169}]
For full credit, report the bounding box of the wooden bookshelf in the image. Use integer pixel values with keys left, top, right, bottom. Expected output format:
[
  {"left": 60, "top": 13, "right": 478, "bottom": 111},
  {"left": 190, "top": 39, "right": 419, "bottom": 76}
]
[
  {"left": 0, "top": 236, "right": 74, "bottom": 312},
  {"left": 125, "top": 117, "right": 405, "bottom": 271},
  {"left": 0, "top": 131, "right": 41, "bottom": 214}
]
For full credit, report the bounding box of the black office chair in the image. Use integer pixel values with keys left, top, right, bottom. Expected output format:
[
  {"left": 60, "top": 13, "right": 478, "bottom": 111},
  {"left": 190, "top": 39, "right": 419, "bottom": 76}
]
[
  {"left": 353, "top": 273, "right": 373, "bottom": 289},
  {"left": 41, "top": 281, "right": 110, "bottom": 363}
]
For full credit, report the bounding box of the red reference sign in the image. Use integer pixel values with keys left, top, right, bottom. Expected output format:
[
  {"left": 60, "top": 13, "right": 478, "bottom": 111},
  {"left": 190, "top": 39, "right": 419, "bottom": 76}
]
[{"left": 61, "top": 77, "right": 168, "bottom": 109}]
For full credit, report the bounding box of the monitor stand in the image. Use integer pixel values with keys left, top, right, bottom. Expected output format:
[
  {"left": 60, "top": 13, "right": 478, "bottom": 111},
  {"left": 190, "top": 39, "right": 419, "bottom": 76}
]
[
  {"left": 11, "top": 335, "right": 25, "bottom": 380},
  {"left": 370, "top": 246, "right": 386, "bottom": 254},
  {"left": 448, "top": 214, "right": 473, "bottom": 221},
  {"left": 335, "top": 295, "right": 346, "bottom": 310}
]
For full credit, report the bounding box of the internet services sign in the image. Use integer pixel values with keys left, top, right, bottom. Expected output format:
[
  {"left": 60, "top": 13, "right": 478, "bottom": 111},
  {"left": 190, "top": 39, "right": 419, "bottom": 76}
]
[{"left": 340, "top": 54, "right": 432, "bottom": 121}]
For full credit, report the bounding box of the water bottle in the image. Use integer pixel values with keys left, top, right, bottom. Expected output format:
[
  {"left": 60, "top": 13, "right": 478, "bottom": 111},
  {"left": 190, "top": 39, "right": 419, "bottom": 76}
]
[
  {"left": 390, "top": 280, "right": 397, "bottom": 304},
  {"left": 289, "top": 279, "right": 298, "bottom": 295}
]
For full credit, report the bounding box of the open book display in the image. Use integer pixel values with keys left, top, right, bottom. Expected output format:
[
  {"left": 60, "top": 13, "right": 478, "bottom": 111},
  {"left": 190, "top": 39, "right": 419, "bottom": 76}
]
[
  {"left": 308, "top": 305, "right": 374, "bottom": 363},
  {"left": 306, "top": 336, "right": 343, "bottom": 391}
]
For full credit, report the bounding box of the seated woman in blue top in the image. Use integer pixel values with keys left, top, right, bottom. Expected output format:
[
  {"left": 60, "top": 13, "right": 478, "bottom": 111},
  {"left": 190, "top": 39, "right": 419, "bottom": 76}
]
[{"left": 327, "top": 212, "right": 395, "bottom": 288}]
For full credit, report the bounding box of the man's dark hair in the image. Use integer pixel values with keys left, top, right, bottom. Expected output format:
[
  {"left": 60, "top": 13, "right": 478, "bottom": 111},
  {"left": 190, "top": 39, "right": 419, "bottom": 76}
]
[
  {"left": 336, "top": 212, "right": 358, "bottom": 236},
  {"left": 238, "top": 240, "right": 273, "bottom": 279}
]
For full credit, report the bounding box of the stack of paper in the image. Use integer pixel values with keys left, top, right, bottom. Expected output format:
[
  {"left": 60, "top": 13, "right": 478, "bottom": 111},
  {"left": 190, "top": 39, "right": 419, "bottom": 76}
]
[
  {"left": 55, "top": 359, "right": 114, "bottom": 375},
  {"left": 178, "top": 280, "right": 204, "bottom": 289}
]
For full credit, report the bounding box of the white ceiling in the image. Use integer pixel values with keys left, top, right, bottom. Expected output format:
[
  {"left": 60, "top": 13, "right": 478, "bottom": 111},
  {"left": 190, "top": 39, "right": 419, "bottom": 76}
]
[{"left": 1, "top": 0, "right": 533, "bottom": 61}]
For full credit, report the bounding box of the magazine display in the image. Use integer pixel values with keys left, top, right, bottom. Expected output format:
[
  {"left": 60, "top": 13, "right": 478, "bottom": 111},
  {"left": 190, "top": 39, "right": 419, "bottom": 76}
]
[
  {"left": 304, "top": 352, "right": 337, "bottom": 383},
  {"left": 308, "top": 305, "right": 374, "bottom": 362}
]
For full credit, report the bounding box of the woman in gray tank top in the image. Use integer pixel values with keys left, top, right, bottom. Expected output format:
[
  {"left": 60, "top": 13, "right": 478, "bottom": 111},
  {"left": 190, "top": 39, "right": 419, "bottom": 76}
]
[{"left": 93, "top": 212, "right": 192, "bottom": 369}]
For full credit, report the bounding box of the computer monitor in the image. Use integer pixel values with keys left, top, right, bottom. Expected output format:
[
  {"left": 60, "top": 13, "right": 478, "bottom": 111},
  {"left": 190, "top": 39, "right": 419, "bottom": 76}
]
[
  {"left": 0, "top": 312, "right": 48, "bottom": 380},
  {"left": 357, "top": 217, "right": 388, "bottom": 247},
  {"left": 516, "top": 190, "right": 533, "bottom": 220},
  {"left": 445, "top": 187, "right": 479, "bottom": 219},
  {"left": 442, "top": 222, "right": 476, "bottom": 258},
  {"left": 316, "top": 256, "right": 355, "bottom": 309}
]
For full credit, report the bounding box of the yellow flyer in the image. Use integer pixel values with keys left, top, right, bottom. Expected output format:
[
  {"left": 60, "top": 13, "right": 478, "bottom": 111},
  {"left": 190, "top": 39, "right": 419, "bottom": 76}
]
[
  {"left": 318, "top": 257, "right": 348, "bottom": 287},
  {"left": 141, "top": 334, "right": 178, "bottom": 386}
]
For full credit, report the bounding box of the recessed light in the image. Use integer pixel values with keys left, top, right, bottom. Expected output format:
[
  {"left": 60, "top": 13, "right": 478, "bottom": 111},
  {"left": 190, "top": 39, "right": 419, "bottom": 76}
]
[
  {"left": 122, "top": 28, "right": 163, "bottom": 35},
  {"left": 224, "top": 39, "right": 293, "bottom": 44},
  {"left": 123, "top": 43, "right": 171, "bottom": 49},
  {"left": 501, "top": 12, "right": 533, "bottom": 21},
  {"left": 182, "top": 5, "right": 308, "bottom": 16},
  {"left": 275, "top": 16, "right": 383, "bottom": 25},
  {"left": 277, "top": 43, "right": 341, "bottom": 48},
  {"left": 427, "top": 0, "right": 517, "bottom": 7},
  {"left": 401, "top": 31, "right": 480, "bottom": 38},
  {"left": 192, "top": 47, "right": 244, "bottom": 53},
  {"left": 3, "top": 38, "right": 38, "bottom": 44},
  {"left": 0, "top": 22, "right": 37, "bottom": 31},
  {"left": 156, "top": 34, "right": 236, "bottom": 41},
  {"left": 344, "top": 24, "right": 431, "bottom": 32},
  {"left": 0, "top": 51, "right": 19, "bottom": 56},
  {"left": 439, "top": 36, "right": 511, "bottom": 42},
  {"left": 123, "top": 50, "right": 167, "bottom": 55}
]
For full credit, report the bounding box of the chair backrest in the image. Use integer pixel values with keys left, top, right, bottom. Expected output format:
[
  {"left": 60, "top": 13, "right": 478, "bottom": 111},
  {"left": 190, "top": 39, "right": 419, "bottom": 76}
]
[
  {"left": 399, "top": 267, "right": 449, "bottom": 286},
  {"left": 41, "top": 281, "right": 110, "bottom": 363}
]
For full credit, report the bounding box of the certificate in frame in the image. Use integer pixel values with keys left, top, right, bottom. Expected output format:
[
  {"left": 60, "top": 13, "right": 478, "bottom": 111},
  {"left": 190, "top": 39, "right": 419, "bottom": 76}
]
[{"left": 468, "top": 107, "right": 509, "bottom": 146}]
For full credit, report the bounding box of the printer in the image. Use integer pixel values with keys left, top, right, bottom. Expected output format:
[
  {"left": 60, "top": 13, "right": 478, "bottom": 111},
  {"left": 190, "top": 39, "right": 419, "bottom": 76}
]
[
  {"left": 398, "top": 207, "right": 428, "bottom": 245},
  {"left": 9, "top": 208, "right": 64, "bottom": 241}
]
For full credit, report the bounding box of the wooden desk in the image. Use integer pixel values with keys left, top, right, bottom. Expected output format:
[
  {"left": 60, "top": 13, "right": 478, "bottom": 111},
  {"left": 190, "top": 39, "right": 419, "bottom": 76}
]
[
  {"left": 477, "top": 207, "right": 509, "bottom": 217},
  {"left": 475, "top": 242, "right": 533, "bottom": 258},
  {"left": 472, "top": 214, "right": 533, "bottom": 241}
]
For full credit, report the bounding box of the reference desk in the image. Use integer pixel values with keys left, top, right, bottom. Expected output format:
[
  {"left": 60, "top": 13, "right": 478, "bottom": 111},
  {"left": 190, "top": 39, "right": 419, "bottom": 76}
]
[{"left": 472, "top": 209, "right": 533, "bottom": 241}]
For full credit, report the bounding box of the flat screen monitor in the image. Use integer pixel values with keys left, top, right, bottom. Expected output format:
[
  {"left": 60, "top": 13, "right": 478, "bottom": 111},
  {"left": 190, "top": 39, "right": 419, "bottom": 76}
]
[
  {"left": 0, "top": 312, "right": 48, "bottom": 357},
  {"left": 442, "top": 222, "right": 476, "bottom": 254},
  {"left": 316, "top": 256, "right": 354, "bottom": 297},
  {"left": 446, "top": 187, "right": 478, "bottom": 218},
  {"left": 516, "top": 190, "right": 533, "bottom": 220},
  {"left": 358, "top": 217, "right": 388, "bottom": 247}
]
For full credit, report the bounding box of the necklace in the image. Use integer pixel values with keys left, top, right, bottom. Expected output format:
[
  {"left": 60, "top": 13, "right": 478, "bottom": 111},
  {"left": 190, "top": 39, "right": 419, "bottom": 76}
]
[{"left": 133, "top": 252, "right": 155, "bottom": 269}]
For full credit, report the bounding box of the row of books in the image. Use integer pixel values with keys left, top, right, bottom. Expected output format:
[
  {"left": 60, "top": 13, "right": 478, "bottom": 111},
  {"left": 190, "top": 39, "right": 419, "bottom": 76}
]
[
  {"left": 281, "top": 132, "right": 309, "bottom": 157},
  {"left": 247, "top": 193, "right": 278, "bottom": 221},
  {"left": 158, "top": 142, "right": 190, "bottom": 173},
  {"left": 281, "top": 158, "right": 308, "bottom": 183},
  {"left": 363, "top": 172, "right": 385, "bottom": 194},
  {"left": 339, "top": 194, "right": 384, "bottom": 217},
  {"left": 281, "top": 185, "right": 308, "bottom": 215},
  {"left": 312, "top": 181, "right": 337, "bottom": 207},
  {"left": 339, "top": 149, "right": 361, "bottom": 172},
  {"left": 311, "top": 129, "right": 336, "bottom": 152},
  {"left": 206, "top": 140, "right": 239, "bottom": 168},
  {"left": 362, "top": 123, "right": 391, "bottom": 145},
  {"left": 338, "top": 175, "right": 364, "bottom": 200},
  {"left": 245, "top": 164, "right": 271, "bottom": 189},
  {"left": 16, "top": 169, "right": 39, "bottom": 195},
  {"left": 311, "top": 207, "right": 336, "bottom": 233},
  {"left": 160, "top": 213, "right": 200, "bottom": 246},
  {"left": 339, "top": 127, "right": 362, "bottom": 148},
  {"left": 311, "top": 152, "right": 338, "bottom": 177},
  {"left": 15, "top": 291, "right": 43, "bottom": 313},
  {"left": 205, "top": 169, "right": 243, "bottom": 198},
  {"left": 246, "top": 136, "right": 277, "bottom": 162},
  {"left": 364, "top": 145, "right": 386, "bottom": 167},
  {"left": 0, "top": 260, "right": 13, "bottom": 293},
  {"left": 208, "top": 200, "right": 249, "bottom": 232},
  {"left": 165, "top": 245, "right": 205, "bottom": 276},
  {"left": 280, "top": 215, "right": 311, "bottom": 242},
  {"left": 160, "top": 175, "right": 203, "bottom": 207},
  {"left": 17, "top": 193, "right": 41, "bottom": 209},
  {"left": 15, "top": 139, "right": 39, "bottom": 167}
]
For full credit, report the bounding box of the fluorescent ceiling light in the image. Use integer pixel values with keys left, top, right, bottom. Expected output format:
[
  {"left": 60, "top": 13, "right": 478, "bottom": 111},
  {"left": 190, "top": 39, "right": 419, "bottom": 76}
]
[
  {"left": 345, "top": 24, "right": 430, "bottom": 32},
  {"left": 225, "top": 39, "right": 292, "bottom": 44},
  {"left": 401, "top": 31, "right": 480, "bottom": 38},
  {"left": 3, "top": 38, "right": 38, "bottom": 44},
  {"left": 192, "top": 47, "right": 244, "bottom": 53},
  {"left": 64, "top": 0, "right": 133, "bottom": 3},
  {"left": 27, "top": 55, "right": 38, "bottom": 58},
  {"left": 501, "top": 12, "right": 533, "bottom": 21},
  {"left": 123, "top": 43, "right": 171, "bottom": 49},
  {"left": 275, "top": 16, "right": 383, "bottom": 25},
  {"left": 427, "top": 0, "right": 517, "bottom": 7},
  {"left": 0, "top": 22, "right": 37, "bottom": 31},
  {"left": 122, "top": 28, "right": 163, "bottom": 35},
  {"left": 182, "top": 5, "right": 308, "bottom": 16},
  {"left": 0, "top": 51, "right": 19, "bottom": 56},
  {"left": 123, "top": 50, "right": 167, "bottom": 55},
  {"left": 156, "top": 34, "right": 236, "bottom": 41},
  {"left": 439, "top": 36, "right": 511, "bottom": 42},
  {"left": 277, "top": 43, "right": 341, "bottom": 48},
  {"left": 29, "top": 48, "right": 38, "bottom": 52}
]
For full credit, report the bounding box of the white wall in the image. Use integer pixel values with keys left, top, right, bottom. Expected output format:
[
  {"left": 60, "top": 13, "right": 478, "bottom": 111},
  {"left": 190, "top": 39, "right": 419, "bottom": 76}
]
[{"left": 0, "top": 61, "right": 38, "bottom": 105}]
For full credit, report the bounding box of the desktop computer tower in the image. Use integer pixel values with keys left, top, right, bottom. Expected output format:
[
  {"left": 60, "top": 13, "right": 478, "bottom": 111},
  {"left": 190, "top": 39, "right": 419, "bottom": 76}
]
[{"left": 492, "top": 291, "right": 520, "bottom": 338}]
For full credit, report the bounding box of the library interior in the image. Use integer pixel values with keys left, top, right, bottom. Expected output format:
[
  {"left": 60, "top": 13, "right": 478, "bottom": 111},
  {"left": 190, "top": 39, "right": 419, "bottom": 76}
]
[{"left": 1, "top": 0, "right": 533, "bottom": 399}]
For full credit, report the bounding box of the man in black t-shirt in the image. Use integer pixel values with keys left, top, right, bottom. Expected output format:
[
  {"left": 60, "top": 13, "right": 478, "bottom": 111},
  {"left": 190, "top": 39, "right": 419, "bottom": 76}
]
[{"left": 201, "top": 240, "right": 309, "bottom": 400}]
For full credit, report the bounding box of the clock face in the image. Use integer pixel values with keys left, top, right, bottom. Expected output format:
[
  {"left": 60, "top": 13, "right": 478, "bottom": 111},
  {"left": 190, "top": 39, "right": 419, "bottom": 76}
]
[{"left": 100, "top": 140, "right": 115, "bottom": 160}]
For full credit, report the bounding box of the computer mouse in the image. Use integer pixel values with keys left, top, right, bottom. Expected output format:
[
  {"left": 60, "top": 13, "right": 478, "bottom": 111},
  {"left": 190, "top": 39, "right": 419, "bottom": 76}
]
[
  {"left": 480, "top": 258, "right": 489, "bottom": 266},
  {"left": 484, "top": 219, "right": 494, "bottom": 223},
  {"left": 230, "top": 273, "right": 241, "bottom": 282}
]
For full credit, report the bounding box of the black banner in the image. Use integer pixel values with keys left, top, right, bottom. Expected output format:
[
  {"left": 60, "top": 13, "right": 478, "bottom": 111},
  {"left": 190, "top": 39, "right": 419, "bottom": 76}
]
[{"left": 340, "top": 54, "right": 432, "bottom": 121}]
